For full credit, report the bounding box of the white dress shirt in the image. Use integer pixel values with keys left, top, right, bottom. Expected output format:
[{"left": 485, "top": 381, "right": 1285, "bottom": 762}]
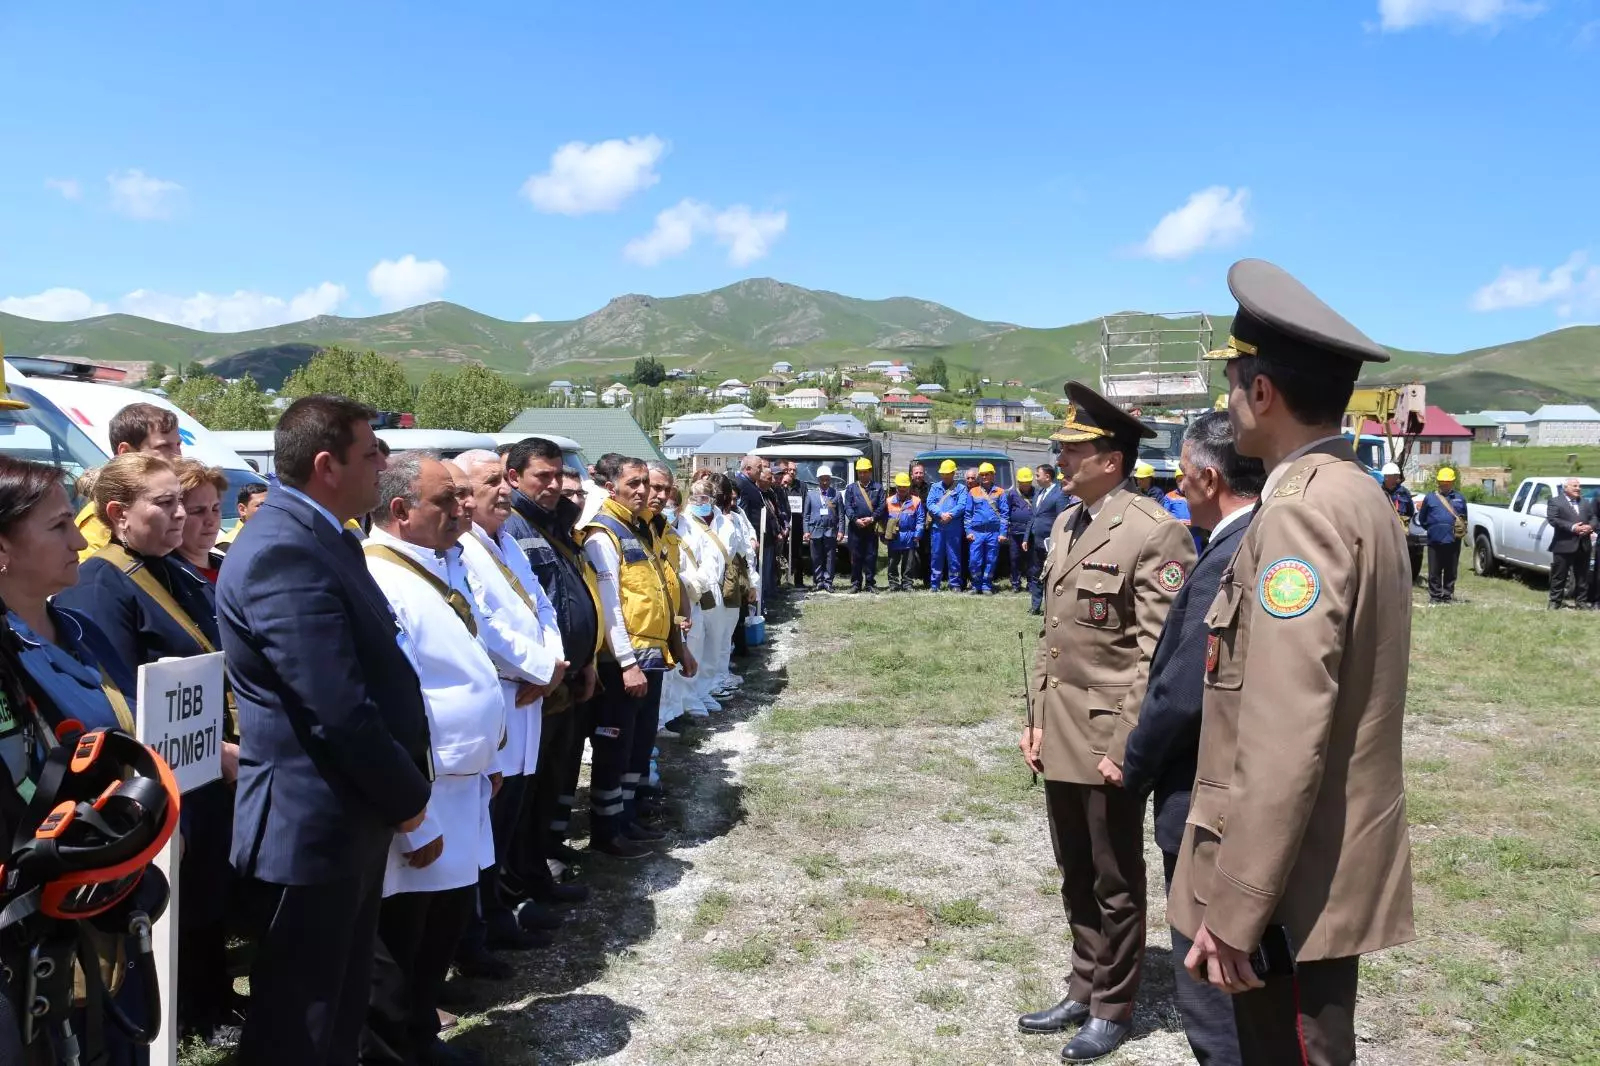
[{"left": 365, "top": 527, "right": 503, "bottom": 896}]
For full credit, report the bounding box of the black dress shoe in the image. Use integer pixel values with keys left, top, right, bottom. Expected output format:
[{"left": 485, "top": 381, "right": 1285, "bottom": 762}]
[
  {"left": 531, "top": 879, "right": 590, "bottom": 904},
  {"left": 454, "top": 950, "right": 514, "bottom": 981},
  {"left": 549, "top": 841, "right": 586, "bottom": 866},
  {"left": 513, "top": 900, "right": 564, "bottom": 932},
  {"left": 1018, "top": 997, "right": 1090, "bottom": 1033},
  {"left": 1061, "top": 1018, "right": 1130, "bottom": 1061},
  {"left": 484, "top": 918, "right": 539, "bottom": 951}
]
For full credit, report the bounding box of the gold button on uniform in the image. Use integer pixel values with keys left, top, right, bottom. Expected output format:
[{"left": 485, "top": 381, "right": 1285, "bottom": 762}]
[
  {"left": 1095, "top": 581, "right": 1104, "bottom": 591},
  {"left": 1049, "top": 678, "right": 1059, "bottom": 688},
  {"left": 1050, "top": 647, "right": 1059, "bottom": 658}
]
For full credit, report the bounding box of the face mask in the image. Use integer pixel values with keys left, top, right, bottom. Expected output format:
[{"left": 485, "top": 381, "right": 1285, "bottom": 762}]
[
  {"left": 691, "top": 502, "right": 714, "bottom": 519},
  {"left": 663, "top": 505, "right": 679, "bottom": 522}
]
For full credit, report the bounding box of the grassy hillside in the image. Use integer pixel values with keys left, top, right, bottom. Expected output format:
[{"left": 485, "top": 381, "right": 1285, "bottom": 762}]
[{"left": 3, "top": 278, "right": 1598, "bottom": 409}]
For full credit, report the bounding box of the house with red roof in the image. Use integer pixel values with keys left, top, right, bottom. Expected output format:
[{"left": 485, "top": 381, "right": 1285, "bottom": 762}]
[{"left": 1361, "top": 406, "right": 1472, "bottom": 476}]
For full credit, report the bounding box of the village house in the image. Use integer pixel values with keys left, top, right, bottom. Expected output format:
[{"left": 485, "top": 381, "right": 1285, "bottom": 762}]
[
  {"left": 1362, "top": 406, "right": 1472, "bottom": 476},
  {"left": 752, "top": 374, "right": 789, "bottom": 391},
  {"left": 974, "top": 397, "right": 1026, "bottom": 427},
  {"left": 1524, "top": 404, "right": 1600, "bottom": 446},
  {"left": 772, "top": 387, "right": 829, "bottom": 410},
  {"left": 546, "top": 379, "right": 576, "bottom": 397},
  {"left": 600, "top": 383, "right": 633, "bottom": 407}
]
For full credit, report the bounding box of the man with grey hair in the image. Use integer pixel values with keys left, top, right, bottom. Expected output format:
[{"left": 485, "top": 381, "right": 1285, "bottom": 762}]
[
  {"left": 1120, "top": 411, "right": 1265, "bottom": 1066},
  {"left": 362, "top": 452, "right": 504, "bottom": 1065},
  {"left": 446, "top": 449, "right": 568, "bottom": 969},
  {"left": 1547, "top": 475, "right": 1592, "bottom": 610}
]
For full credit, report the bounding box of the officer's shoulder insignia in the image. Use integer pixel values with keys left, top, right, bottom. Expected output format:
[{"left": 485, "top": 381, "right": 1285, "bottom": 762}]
[
  {"left": 1158, "top": 560, "right": 1186, "bottom": 592},
  {"left": 1259, "top": 556, "right": 1320, "bottom": 618},
  {"left": 1274, "top": 474, "right": 1306, "bottom": 499}
]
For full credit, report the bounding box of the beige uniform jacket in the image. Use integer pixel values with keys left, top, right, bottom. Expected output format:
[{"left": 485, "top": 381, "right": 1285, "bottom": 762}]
[
  {"left": 1032, "top": 488, "right": 1195, "bottom": 783},
  {"left": 1169, "top": 439, "right": 1416, "bottom": 960}
]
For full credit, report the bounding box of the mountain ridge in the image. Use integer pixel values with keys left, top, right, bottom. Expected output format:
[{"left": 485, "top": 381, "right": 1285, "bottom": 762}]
[{"left": 2, "top": 278, "right": 1595, "bottom": 410}]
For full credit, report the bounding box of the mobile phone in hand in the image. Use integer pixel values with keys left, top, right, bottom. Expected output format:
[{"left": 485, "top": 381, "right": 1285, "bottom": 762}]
[{"left": 1249, "top": 924, "right": 1296, "bottom": 979}]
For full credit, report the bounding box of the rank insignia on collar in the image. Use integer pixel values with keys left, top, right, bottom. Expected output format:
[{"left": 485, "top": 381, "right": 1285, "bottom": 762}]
[
  {"left": 1089, "top": 597, "right": 1109, "bottom": 622},
  {"left": 1274, "top": 475, "right": 1305, "bottom": 499},
  {"left": 1108, "top": 515, "right": 1123, "bottom": 529}
]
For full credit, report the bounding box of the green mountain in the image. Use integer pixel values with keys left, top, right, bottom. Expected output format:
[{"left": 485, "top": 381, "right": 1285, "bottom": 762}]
[{"left": 2, "top": 277, "right": 1597, "bottom": 409}]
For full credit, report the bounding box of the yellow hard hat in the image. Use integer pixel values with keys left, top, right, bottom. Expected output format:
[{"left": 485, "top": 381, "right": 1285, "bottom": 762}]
[
  {"left": 978, "top": 461, "right": 995, "bottom": 474},
  {"left": 1134, "top": 462, "right": 1155, "bottom": 478},
  {"left": 855, "top": 457, "right": 872, "bottom": 471},
  {"left": 1016, "top": 467, "right": 1034, "bottom": 483},
  {"left": 938, "top": 459, "right": 957, "bottom": 474},
  {"left": 1436, "top": 467, "right": 1457, "bottom": 483},
  {"left": 893, "top": 472, "right": 911, "bottom": 487}
]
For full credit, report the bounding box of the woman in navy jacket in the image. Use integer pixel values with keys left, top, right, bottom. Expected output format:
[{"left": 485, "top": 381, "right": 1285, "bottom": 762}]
[{"left": 56, "top": 453, "right": 243, "bottom": 1049}]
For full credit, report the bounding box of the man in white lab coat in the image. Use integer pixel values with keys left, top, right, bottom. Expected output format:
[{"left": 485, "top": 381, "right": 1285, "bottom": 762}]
[
  {"left": 446, "top": 451, "right": 569, "bottom": 972},
  {"left": 360, "top": 453, "right": 504, "bottom": 1066}
]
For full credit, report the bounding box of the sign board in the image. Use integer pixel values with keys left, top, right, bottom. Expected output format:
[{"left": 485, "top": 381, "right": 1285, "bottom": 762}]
[
  {"left": 136, "top": 653, "right": 226, "bottom": 795},
  {"left": 136, "top": 652, "right": 226, "bottom": 1066}
]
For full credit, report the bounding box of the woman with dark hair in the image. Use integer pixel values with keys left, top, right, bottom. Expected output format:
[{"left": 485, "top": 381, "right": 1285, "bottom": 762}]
[
  {"left": 0, "top": 455, "right": 144, "bottom": 1064},
  {"left": 56, "top": 452, "right": 244, "bottom": 1048}
]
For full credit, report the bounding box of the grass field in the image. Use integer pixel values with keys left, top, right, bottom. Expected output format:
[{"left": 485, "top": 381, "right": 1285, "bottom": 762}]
[
  {"left": 185, "top": 568, "right": 1600, "bottom": 1065},
  {"left": 1472, "top": 444, "right": 1600, "bottom": 478}
]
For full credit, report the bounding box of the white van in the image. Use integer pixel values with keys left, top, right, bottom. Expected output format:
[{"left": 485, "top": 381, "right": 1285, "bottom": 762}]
[
  {"left": 490, "top": 431, "right": 591, "bottom": 481},
  {"left": 0, "top": 362, "right": 112, "bottom": 488},
  {"left": 14, "top": 367, "right": 268, "bottom": 529}
]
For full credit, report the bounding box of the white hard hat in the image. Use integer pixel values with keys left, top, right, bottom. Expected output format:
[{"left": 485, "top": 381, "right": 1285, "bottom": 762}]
[
  {"left": 1380, "top": 462, "right": 1402, "bottom": 477},
  {"left": 816, "top": 465, "right": 834, "bottom": 479}
]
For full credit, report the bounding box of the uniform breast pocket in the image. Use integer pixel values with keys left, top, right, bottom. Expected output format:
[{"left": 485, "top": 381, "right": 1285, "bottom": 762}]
[
  {"left": 1073, "top": 568, "right": 1125, "bottom": 630},
  {"left": 1201, "top": 582, "right": 1247, "bottom": 691}
]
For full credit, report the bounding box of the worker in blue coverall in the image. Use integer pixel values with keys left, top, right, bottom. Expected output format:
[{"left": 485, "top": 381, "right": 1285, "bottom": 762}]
[
  {"left": 925, "top": 460, "right": 970, "bottom": 591},
  {"left": 842, "top": 456, "right": 887, "bottom": 593},
  {"left": 884, "top": 472, "right": 924, "bottom": 591},
  {"left": 1003, "top": 466, "right": 1036, "bottom": 592},
  {"left": 802, "top": 465, "right": 844, "bottom": 591},
  {"left": 965, "top": 461, "right": 1009, "bottom": 594}
]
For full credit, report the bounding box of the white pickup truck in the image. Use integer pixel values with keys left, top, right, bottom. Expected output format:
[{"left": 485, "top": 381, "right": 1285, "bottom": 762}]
[{"left": 1468, "top": 476, "right": 1600, "bottom": 577}]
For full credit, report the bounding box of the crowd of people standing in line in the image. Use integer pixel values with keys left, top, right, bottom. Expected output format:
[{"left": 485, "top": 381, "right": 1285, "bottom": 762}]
[{"left": 0, "top": 396, "right": 782, "bottom": 1066}]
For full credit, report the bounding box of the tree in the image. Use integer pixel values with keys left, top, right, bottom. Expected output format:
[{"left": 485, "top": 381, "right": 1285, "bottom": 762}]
[
  {"left": 749, "top": 386, "right": 770, "bottom": 411},
  {"left": 208, "top": 375, "right": 275, "bottom": 430},
  {"left": 631, "top": 356, "right": 666, "bottom": 387},
  {"left": 166, "top": 375, "right": 227, "bottom": 426},
  {"left": 143, "top": 362, "right": 169, "bottom": 389},
  {"left": 412, "top": 364, "right": 527, "bottom": 433},
  {"left": 282, "top": 346, "right": 415, "bottom": 413},
  {"left": 926, "top": 355, "right": 950, "bottom": 389},
  {"left": 632, "top": 385, "right": 665, "bottom": 433}
]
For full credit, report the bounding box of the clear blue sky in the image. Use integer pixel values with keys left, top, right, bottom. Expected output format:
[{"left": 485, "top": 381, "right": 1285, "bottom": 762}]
[{"left": 1, "top": 0, "right": 1596, "bottom": 352}]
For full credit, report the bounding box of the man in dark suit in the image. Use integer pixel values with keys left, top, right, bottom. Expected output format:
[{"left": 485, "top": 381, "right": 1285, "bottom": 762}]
[
  {"left": 1547, "top": 477, "right": 1592, "bottom": 610},
  {"left": 217, "top": 395, "right": 434, "bottom": 1066},
  {"left": 1026, "top": 463, "right": 1072, "bottom": 614},
  {"left": 1122, "top": 411, "right": 1264, "bottom": 1066}
]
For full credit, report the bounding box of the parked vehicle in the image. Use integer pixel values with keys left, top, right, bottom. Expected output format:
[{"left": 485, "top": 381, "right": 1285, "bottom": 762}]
[
  {"left": 16, "top": 368, "right": 266, "bottom": 529},
  {"left": 0, "top": 361, "right": 112, "bottom": 493},
  {"left": 754, "top": 430, "right": 878, "bottom": 587},
  {"left": 1468, "top": 476, "right": 1600, "bottom": 577},
  {"left": 214, "top": 429, "right": 501, "bottom": 476},
  {"left": 488, "top": 431, "right": 591, "bottom": 482}
]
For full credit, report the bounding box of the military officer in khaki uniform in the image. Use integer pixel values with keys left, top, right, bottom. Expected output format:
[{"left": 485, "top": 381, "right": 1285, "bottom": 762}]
[
  {"left": 1170, "top": 259, "right": 1415, "bottom": 1066},
  {"left": 1018, "top": 381, "right": 1196, "bottom": 1062}
]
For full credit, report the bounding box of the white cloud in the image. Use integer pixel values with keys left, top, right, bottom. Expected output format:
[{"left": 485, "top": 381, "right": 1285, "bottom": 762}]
[
  {"left": 0, "top": 288, "right": 110, "bottom": 321},
  {"left": 0, "top": 282, "right": 348, "bottom": 331},
  {"left": 366, "top": 255, "right": 450, "bottom": 310},
  {"left": 521, "top": 312, "right": 545, "bottom": 322},
  {"left": 710, "top": 204, "right": 789, "bottom": 266},
  {"left": 521, "top": 135, "right": 666, "bottom": 215},
  {"left": 1376, "top": 0, "right": 1543, "bottom": 31},
  {"left": 624, "top": 199, "right": 788, "bottom": 267},
  {"left": 1138, "top": 186, "right": 1252, "bottom": 260},
  {"left": 44, "top": 178, "right": 82, "bottom": 201},
  {"left": 119, "top": 282, "right": 349, "bottom": 332},
  {"left": 107, "top": 168, "right": 184, "bottom": 220},
  {"left": 1471, "top": 251, "right": 1600, "bottom": 316}
]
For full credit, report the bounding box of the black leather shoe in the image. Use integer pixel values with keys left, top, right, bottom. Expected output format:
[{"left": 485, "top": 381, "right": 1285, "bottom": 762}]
[
  {"left": 531, "top": 879, "right": 589, "bottom": 904},
  {"left": 513, "top": 900, "right": 564, "bottom": 932},
  {"left": 590, "top": 835, "right": 652, "bottom": 860},
  {"left": 1018, "top": 997, "right": 1090, "bottom": 1033},
  {"left": 454, "top": 950, "right": 514, "bottom": 981},
  {"left": 484, "top": 916, "right": 538, "bottom": 951},
  {"left": 1061, "top": 1018, "right": 1130, "bottom": 1061}
]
